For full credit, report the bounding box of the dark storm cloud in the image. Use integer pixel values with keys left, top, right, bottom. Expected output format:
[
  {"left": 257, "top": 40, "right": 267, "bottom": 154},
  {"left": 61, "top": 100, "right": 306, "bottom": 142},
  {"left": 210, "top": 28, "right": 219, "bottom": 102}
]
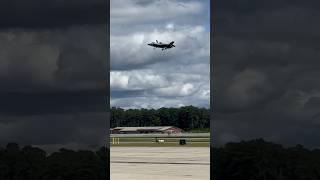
[
  {"left": 213, "top": 0, "right": 320, "bottom": 148},
  {"left": 216, "top": 0, "right": 320, "bottom": 45},
  {"left": 0, "top": 26, "right": 107, "bottom": 91},
  {"left": 0, "top": 90, "right": 106, "bottom": 116},
  {"left": 0, "top": 26, "right": 108, "bottom": 118},
  {"left": 0, "top": 0, "right": 107, "bottom": 29},
  {"left": 0, "top": 1, "right": 108, "bottom": 149},
  {"left": 0, "top": 112, "right": 108, "bottom": 152}
]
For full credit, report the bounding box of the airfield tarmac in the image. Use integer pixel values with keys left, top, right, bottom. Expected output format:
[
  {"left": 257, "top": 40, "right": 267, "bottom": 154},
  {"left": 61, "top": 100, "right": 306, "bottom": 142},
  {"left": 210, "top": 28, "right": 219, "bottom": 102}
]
[{"left": 111, "top": 147, "right": 210, "bottom": 180}]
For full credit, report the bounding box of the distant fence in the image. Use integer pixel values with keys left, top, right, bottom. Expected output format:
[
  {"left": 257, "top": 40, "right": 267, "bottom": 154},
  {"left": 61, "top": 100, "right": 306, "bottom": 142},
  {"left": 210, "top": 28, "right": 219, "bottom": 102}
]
[
  {"left": 111, "top": 137, "right": 120, "bottom": 145},
  {"left": 109, "top": 133, "right": 210, "bottom": 146}
]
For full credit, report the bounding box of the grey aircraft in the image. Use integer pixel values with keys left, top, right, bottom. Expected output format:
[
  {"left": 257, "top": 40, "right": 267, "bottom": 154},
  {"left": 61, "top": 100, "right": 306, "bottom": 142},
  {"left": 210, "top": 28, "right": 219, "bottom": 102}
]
[{"left": 147, "top": 40, "right": 175, "bottom": 50}]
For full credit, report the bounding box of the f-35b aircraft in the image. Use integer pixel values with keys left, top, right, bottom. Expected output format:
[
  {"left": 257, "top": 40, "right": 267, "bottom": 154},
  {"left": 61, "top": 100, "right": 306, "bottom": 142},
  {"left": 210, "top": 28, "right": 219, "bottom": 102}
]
[{"left": 147, "top": 40, "right": 175, "bottom": 50}]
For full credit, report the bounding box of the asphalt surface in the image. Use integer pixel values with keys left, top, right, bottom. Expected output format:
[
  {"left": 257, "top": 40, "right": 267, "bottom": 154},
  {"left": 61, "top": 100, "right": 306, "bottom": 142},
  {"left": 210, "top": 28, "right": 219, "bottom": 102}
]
[{"left": 110, "top": 147, "right": 210, "bottom": 180}]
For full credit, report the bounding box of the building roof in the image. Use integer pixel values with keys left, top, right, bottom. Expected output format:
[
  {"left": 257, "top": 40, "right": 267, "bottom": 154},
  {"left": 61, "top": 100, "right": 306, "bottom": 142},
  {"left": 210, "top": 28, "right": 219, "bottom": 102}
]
[{"left": 110, "top": 126, "right": 177, "bottom": 132}]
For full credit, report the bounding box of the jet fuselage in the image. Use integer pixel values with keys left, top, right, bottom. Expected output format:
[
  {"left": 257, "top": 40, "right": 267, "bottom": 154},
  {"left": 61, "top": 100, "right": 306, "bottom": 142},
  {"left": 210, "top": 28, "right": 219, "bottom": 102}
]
[{"left": 147, "top": 41, "right": 175, "bottom": 50}]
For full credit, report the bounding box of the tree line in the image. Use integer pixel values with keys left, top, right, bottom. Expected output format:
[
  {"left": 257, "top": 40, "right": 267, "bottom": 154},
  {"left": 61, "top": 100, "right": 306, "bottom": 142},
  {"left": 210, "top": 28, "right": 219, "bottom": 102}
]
[
  {"left": 111, "top": 106, "right": 210, "bottom": 131},
  {"left": 2, "top": 139, "right": 320, "bottom": 179},
  {"left": 214, "top": 139, "right": 320, "bottom": 180},
  {"left": 0, "top": 143, "right": 107, "bottom": 180}
]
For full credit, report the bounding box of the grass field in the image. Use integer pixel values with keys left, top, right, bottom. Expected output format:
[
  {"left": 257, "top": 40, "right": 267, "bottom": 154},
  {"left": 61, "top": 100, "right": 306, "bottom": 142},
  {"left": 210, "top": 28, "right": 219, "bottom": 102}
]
[{"left": 110, "top": 133, "right": 210, "bottom": 147}]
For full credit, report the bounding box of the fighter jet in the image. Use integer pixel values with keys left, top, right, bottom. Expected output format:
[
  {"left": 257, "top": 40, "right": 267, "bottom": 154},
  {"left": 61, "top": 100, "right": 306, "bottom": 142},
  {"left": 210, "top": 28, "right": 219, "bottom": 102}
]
[{"left": 147, "top": 40, "right": 175, "bottom": 50}]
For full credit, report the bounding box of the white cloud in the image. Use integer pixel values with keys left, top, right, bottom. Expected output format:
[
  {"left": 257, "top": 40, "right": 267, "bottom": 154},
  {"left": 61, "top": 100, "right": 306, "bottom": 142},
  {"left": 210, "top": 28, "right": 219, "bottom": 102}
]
[
  {"left": 111, "top": 0, "right": 203, "bottom": 25},
  {"left": 110, "top": 70, "right": 169, "bottom": 90},
  {"left": 151, "top": 83, "right": 197, "bottom": 96},
  {"left": 110, "top": 0, "right": 210, "bottom": 109},
  {"left": 110, "top": 95, "right": 208, "bottom": 109},
  {"left": 166, "top": 23, "right": 175, "bottom": 30},
  {"left": 110, "top": 25, "right": 209, "bottom": 69},
  {"left": 110, "top": 71, "right": 130, "bottom": 90}
]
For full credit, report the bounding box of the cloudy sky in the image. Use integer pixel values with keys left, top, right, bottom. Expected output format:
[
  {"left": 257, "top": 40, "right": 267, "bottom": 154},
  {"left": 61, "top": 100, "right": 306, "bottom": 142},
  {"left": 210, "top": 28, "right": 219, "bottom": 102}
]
[
  {"left": 213, "top": 0, "right": 320, "bottom": 148},
  {"left": 0, "top": 0, "right": 108, "bottom": 151},
  {"left": 2, "top": 0, "right": 320, "bottom": 152},
  {"left": 110, "top": 0, "right": 210, "bottom": 109}
]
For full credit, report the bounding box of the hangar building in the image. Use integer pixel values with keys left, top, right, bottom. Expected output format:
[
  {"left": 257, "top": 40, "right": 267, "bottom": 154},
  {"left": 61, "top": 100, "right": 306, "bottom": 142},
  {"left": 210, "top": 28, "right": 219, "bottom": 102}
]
[{"left": 110, "top": 126, "right": 182, "bottom": 134}]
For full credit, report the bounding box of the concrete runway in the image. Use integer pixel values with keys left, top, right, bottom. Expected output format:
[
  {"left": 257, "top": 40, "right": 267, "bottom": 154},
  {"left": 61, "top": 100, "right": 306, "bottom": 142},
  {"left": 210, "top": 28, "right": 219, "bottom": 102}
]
[{"left": 111, "top": 147, "right": 210, "bottom": 180}]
